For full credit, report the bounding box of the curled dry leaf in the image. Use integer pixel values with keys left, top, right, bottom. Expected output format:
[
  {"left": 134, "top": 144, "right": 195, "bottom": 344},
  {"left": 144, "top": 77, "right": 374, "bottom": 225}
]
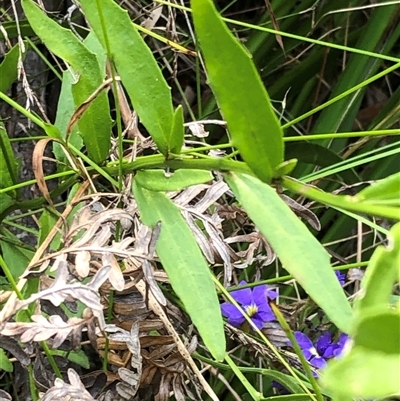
[
  {"left": 102, "top": 252, "right": 125, "bottom": 292},
  {"left": 32, "top": 138, "right": 57, "bottom": 206},
  {"left": 75, "top": 250, "right": 91, "bottom": 277},
  {"left": 0, "top": 390, "right": 12, "bottom": 401},
  {"left": 226, "top": 232, "right": 276, "bottom": 269},
  {"left": 0, "top": 335, "right": 30, "bottom": 366},
  {"left": 142, "top": 3, "right": 163, "bottom": 30},
  {"left": 105, "top": 322, "right": 142, "bottom": 400},
  {"left": 186, "top": 122, "right": 209, "bottom": 138},
  {"left": 280, "top": 194, "right": 321, "bottom": 231},
  {"left": 0, "top": 265, "right": 110, "bottom": 329},
  {"left": 0, "top": 314, "right": 94, "bottom": 349},
  {"left": 39, "top": 368, "right": 96, "bottom": 401},
  {"left": 184, "top": 212, "right": 215, "bottom": 264}
]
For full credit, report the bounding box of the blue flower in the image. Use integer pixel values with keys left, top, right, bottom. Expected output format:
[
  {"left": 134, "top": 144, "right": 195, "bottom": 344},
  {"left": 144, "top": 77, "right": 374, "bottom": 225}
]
[
  {"left": 293, "top": 331, "right": 349, "bottom": 371},
  {"left": 221, "top": 280, "right": 278, "bottom": 330},
  {"left": 335, "top": 270, "right": 346, "bottom": 286}
]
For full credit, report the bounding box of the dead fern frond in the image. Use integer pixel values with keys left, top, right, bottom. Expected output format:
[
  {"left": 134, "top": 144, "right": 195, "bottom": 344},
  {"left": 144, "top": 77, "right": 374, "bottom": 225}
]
[{"left": 39, "top": 369, "right": 96, "bottom": 401}]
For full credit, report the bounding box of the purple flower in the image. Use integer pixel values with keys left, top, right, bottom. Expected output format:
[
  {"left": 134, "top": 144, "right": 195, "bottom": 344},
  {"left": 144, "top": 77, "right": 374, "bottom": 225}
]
[
  {"left": 335, "top": 270, "right": 346, "bottom": 286},
  {"left": 292, "top": 331, "right": 349, "bottom": 371},
  {"left": 221, "top": 281, "right": 277, "bottom": 330},
  {"left": 294, "top": 331, "right": 327, "bottom": 369}
]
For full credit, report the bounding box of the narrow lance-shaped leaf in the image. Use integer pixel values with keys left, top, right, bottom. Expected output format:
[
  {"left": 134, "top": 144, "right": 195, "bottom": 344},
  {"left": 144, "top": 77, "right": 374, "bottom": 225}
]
[
  {"left": 53, "top": 32, "right": 106, "bottom": 167},
  {"left": 354, "top": 222, "right": 400, "bottom": 313},
  {"left": 133, "top": 181, "right": 225, "bottom": 361},
  {"left": 0, "top": 124, "right": 19, "bottom": 192},
  {"left": 168, "top": 105, "right": 184, "bottom": 154},
  {"left": 79, "top": 0, "right": 182, "bottom": 156},
  {"left": 224, "top": 172, "right": 353, "bottom": 333},
  {"left": 0, "top": 44, "right": 23, "bottom": 93},
  {"left": 22, "top": 0, "right": 111, "bottom": 163},
  {"left": 354, "top": 172, "right": 400, "bottom": 206},
  {"left": 192, "top": 0, "right": 283, "bottom": 183}
]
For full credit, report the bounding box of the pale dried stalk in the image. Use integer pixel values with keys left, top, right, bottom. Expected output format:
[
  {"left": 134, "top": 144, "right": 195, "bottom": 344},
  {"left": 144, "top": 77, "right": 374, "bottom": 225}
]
[{"left": 135, "top": 279, "right": 219, "bottom": 401}]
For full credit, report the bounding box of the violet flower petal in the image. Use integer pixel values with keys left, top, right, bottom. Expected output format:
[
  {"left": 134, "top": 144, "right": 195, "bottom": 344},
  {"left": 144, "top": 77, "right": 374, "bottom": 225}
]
[
  {"left": 333, "top": 334, "right": 349, "bottom": 357},
  {"left": 322, "top": 344, "right": 338, "bottom": 359},
  {"left": 231, "top": 284, "right": 253, "bottom": 306},
  {"left": 309, "top": 355, "right": 327, "bottom": 369},
  {"left": 256, "top": 303, "right": 275, "bottom": 322},
  {"left": 221, "top": 302, "right": 245, "bottom": 327},
  {"left": 251, "top": 316, "right": 265, "bottom": 330},
  {"left": 221, "top": 303, "right": 242, "bottom": 319},
  {"left": 316, "top": 332, "right": 332, "bottom": 354},
  {"left": 266, "top": 288, "right": 278, "bottom": 300},
  {"left": 335, "top": 270, "right": 346, "bottom": 286},
  {"left": 252, "top": 285, "right": 268, "bottom": 304}
]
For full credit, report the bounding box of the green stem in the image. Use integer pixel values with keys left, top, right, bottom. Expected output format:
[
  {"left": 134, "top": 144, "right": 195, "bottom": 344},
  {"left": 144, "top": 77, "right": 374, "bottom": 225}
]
[
  {"left": 272, "top": 304, "right": 324, "bottom": 401},
  {"left": 282, "top": 176, "right": 400, "bottom": 221},
  {"left": 284, "top": 129, "right": 400, "bottom": 142}
]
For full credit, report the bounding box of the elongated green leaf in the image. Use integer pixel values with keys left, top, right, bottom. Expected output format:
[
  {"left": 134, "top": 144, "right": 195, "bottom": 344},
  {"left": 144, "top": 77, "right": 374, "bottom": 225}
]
[
  {"left": 283, "top": 176, "right": 400, "bottom": 221},
  {"left": 191, "top": 0, "right": 283, "bottom": 183},
  {"left": 285, "top": 142, "right": 360, "bottom": 184},
  {"left": 169, "top": 105, "right": 184, "bottom": 154},
  {"left": 22, "top": 0, "right": 111, "bottom": 163},
  {"left": 135, "top": 169, "right": 212, "bottom": 191},
  {"left": 224, "top": 172, "right": 353, "bottom": 333},
  {"left": 0, "top": 44, "right": 23, "bottom": 93},
  {"left": 133, "top": 181, "right": 225, "bottom": 360},
  {"left": 0, "top": 124, "right": 19, "bottom": 192},
  {"left": 54, "top": 32, "right": 106, "bottom": 167},
  {"left": 79, "top": 0, "right": 177, "bottom": 156},
  {"left": 53, "top": 70, "right": 83, "bottom": 166},
  {"left": 355, "top": 172, "right": 400, "bottom": 205},
  {"left": 354, "top": 222, "right": 400, "bottom": 313}
]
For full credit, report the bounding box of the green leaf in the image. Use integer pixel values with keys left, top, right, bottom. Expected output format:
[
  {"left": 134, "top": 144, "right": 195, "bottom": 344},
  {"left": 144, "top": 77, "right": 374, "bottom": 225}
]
[
  {"left": 191, "top": 0, "right": 283, "bottom": 183},
  {"left": 169, "top": 105, "right": 184, "bottom": 154},
  {"left": 38, "top": 209, "right": 58, "bottom": 248},
  {"left": 135, "top": 169, "right": 212, "bottom": 192},
  {"left": 0, "top": 123, "right": 19, "bottom": 192},
  {"left": 53, "top": 70, "right": 83, "bottom": 166},
  {"left": 224, "top": 172, "right": 353, "bottom": 333},
  {"left": 78, "top": 0, "right": 176, "bottom": 156},
  {"left": 22, "top": 0, "right": 111, "bottom": 163},
  {"left": 51, "top": 349, "right": 90, "bottom": 369},
  {"left": 133, "top": 181, "right": 225, "bottom": 361},
  {"left": 282, "top": 176, "right": 400, "bottom": 221},
  {"left": 322, "top": 307, "right": 400, "bottom": 398},
  {"left": 0, "top": 348, "right": 13, "bottom": 372},
  {"left": 285, "top": 142, "right": 360, "bottom": 184},
  {"left": 355, "top": 172, "right": 400, "bottom": 206},
  {"left": 354, "top": 222, "right": 400, "bottom": 312},
  {"left": 0, "top": 44, "right": 23, "bottom": 93},
  {"left": 260, "top": 369, "right": 306, "bottom": 394},
  {"left": 353, "top": 307, "right": 400, "bottom": 354},
  {"left": 0, "top": 194, "right": 15, "bottom": 216},
  {"left": 0, "top": 239, "right": 34, "bottom": 282},
  {"left": 54, "top": 31, "right": 105, "bottom": 166},
  {"left": 272, "top": 159, "right": 297, "bottom": 178}
]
